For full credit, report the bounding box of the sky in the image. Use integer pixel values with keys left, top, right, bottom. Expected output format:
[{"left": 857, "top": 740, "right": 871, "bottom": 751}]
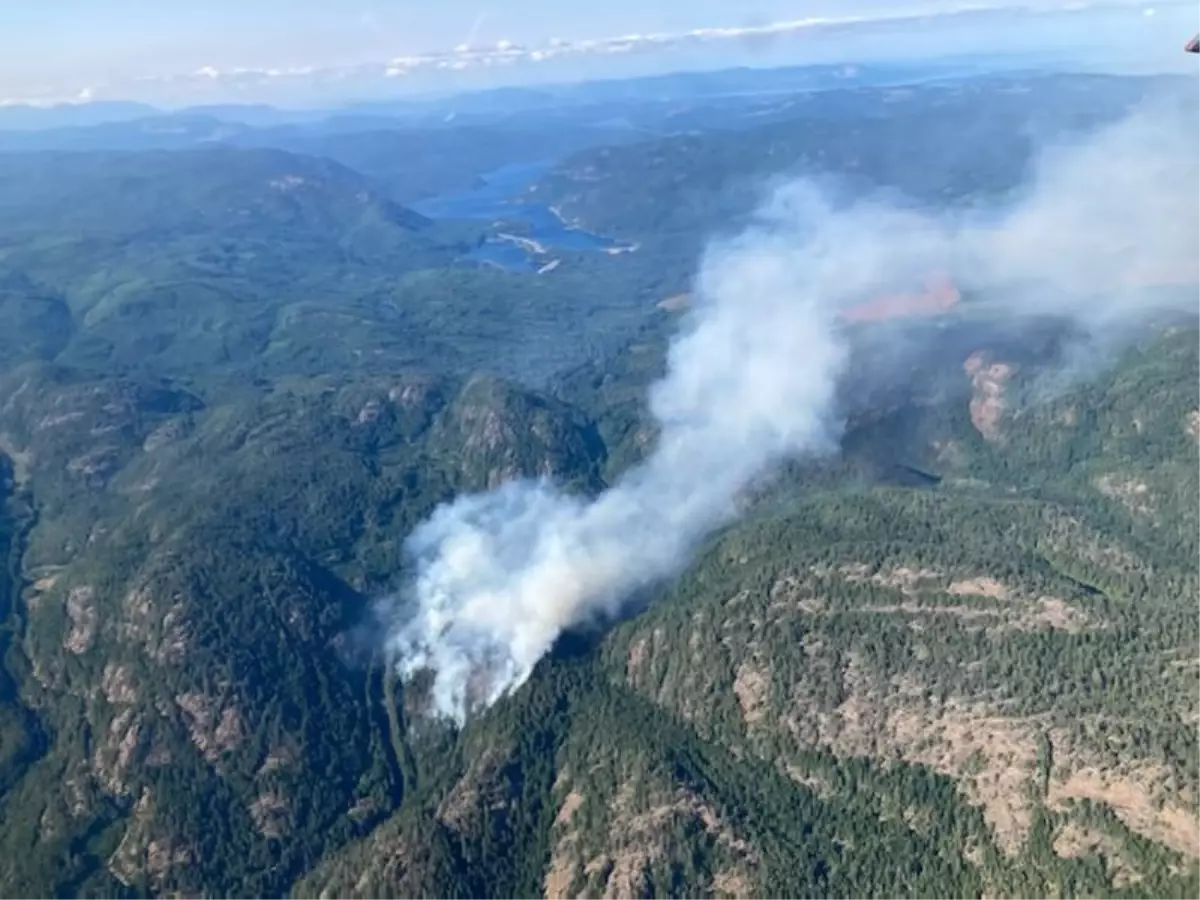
[{"left": 1, "top": 0, "right": 1196, "bottom": 107}]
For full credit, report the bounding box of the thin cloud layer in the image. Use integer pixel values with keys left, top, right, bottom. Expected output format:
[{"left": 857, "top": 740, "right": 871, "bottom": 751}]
[
  {"left": 1, "top": 0, "right": 1181, "bottom": 108},
  {"left": 155, "top": 0, "right": 1187, "bottom": 85}
]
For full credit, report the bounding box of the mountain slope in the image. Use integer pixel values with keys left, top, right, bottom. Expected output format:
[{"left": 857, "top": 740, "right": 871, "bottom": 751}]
[
  {"left": 296, "top": 660, "right": 1006, "bottom": 900},
  {"left": 536, "top": 74, "right": 1198, "bottom": 244},
  {"left": 291, "top": 321, "right": 1199, "bottom": 899},
  {"left": 0, "top": 364, "right": 606, "bottom": 896},
  {"left": 0, "top": 145, "right": 673, "bottom": 386},
  {"left": 0, "top": 71, "right": 1195, "bottom": 900},
  {"left": 0, "top": 317, "right": 1194, "bottom": 898},
  {"left": 0, "top": 147, "right": 433, "bottom": 239}
]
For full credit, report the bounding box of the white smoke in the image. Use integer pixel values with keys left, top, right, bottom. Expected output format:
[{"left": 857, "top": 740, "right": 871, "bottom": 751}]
[
  {"left": 387, "top": 99, "right": 1198, "bottom": 724},
  {"left": 389, "top": 187, "right": 964, "bottom": 724},
  {"left": 958, "top": 101, "right": 1200, "bottom": 323}
]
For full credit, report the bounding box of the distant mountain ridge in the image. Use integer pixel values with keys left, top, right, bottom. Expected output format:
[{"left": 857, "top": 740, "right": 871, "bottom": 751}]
[
  {"left": 0, "top": 67, "right": 1194, "bottom": 898},
  {"left": 0, "top": 100, "right": 159, "bottom": 131},
  {"left": 7, "top": 60, "right": 1187, "bottom": 147}
]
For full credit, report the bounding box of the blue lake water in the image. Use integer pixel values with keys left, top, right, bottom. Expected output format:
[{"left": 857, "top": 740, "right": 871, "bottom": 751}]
[{"left": 412, "top": 161, "right": 630, "bottom": 271}]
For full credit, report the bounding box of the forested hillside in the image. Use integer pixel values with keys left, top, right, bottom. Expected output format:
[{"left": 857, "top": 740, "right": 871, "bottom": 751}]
[
  {"left": 0, "top": 67, "right": 1195, "bottom": 898},
  {"left": 0, "top": 148, "right": 676, "bottom": 386},
  {"left": 535, "top": 73, "right": 1196, "bottom": 247},
  {"left": 299, "top": 321, "right": 1200, "bottom": 900}
]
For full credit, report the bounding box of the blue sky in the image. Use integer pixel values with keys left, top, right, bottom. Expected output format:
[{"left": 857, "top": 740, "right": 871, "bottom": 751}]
[{"left": 2, "top": 0, "right": 1196, "bottom": 107}]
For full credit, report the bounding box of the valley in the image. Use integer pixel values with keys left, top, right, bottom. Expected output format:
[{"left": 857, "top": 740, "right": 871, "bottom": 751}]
[
  {"left": 0, "top": 63, "right": 1195, "bottom": 899},
  {"left": 410, "top": 162, "right": 634, "bottom": 273}
]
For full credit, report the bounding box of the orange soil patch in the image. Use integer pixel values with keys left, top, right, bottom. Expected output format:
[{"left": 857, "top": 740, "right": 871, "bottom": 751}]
[
  {"left": 841, "top": 274, "right": 960, "bottom": 324},
  {"left": 1047, "top": 767, "right": 1200, "bottom": 858}
]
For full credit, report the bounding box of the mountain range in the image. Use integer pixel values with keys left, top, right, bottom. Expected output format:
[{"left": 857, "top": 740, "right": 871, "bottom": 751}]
[{"left": 0, "top": 64, "right": 1195, "bottom": 898}]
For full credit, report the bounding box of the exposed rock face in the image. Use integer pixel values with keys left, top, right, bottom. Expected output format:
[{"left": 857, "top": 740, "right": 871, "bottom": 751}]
[
  {"left": 1186, "top": 410, "right": 1199, "bottom": 443},
  {"left": 119, "top": 585, "right": 189, "bottom": 665},
  {"left": 174, "top": 693, "right": 246, "bottom": 763},
  {"left": 93, "top": 708, "right": 143, "bottom": 796},
  {"left": 544, "top": 775, "right": 760, "bottom": 900},
  {"left": 1094, "top": 472, "right": 1155, "bottom": 518},
  {"left": 108, "top": 789, "right": 194, "bottom": 890},
  {"left": 964, "top": 351, "right": 1015, "bottom": 442},
  {"left": 63, "top": 585, "right": 98, "bottom": 654},
  {"left": 249, "top": 790, "right": 291, "bottom": 838},
  {"left": 102, "top": 663, "right": 139, "bottom": 705}
]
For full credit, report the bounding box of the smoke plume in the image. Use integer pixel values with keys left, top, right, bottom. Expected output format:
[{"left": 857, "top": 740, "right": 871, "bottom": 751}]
[
  {"left": 958, "top": 100, "right": 1199, "bottom": 323},
  {"left": 387, "top": 98, "right": 1197, "bottom": 724}
]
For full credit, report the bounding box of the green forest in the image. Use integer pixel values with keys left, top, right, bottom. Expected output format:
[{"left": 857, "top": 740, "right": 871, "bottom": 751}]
[{"left": 0, "top": 69, "right": 1196, "bottom": 899}]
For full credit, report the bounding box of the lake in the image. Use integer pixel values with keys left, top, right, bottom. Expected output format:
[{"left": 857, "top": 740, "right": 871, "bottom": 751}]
[{"left": 411, "top": 161, "right": 634, "bottom": 271}]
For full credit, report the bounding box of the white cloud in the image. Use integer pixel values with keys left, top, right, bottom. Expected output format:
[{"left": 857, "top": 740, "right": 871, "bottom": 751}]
[
  {"left": 206, "top": 0, "right": 1173, "bottom": 86},
  {"left": 2, "top": 0, "right": 1188, "bottom": 108}
]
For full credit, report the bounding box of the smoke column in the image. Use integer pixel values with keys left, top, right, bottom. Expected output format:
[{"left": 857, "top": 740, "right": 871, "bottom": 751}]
[
  {"left": 387, "top": 188, "right": 930, "bottom": 721},
  {"left": 387, "top": 101, "right": 1197, "bottom": 724},
  {"left": 958, "top": 101, "right": 1199, "bottom": 323}
]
